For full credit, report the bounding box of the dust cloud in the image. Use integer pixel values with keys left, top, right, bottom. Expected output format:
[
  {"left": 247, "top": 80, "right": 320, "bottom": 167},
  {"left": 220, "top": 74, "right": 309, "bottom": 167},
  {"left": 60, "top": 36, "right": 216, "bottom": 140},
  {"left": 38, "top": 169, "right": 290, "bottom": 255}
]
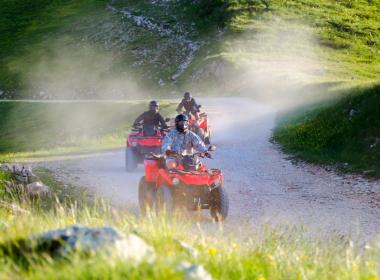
[
  {"left": 27, "top": 40, "right": 144, "bottom": 100},
  {"left": 207, "top": 20, "right": 336, "bottom": 111}
]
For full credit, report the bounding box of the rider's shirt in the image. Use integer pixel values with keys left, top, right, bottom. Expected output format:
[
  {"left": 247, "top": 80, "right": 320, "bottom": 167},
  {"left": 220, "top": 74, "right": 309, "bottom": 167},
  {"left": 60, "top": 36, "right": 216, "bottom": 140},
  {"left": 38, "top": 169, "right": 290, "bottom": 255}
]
[
  {"left": 133, "top": 111, "right": 167, "bottom": 128},
  {"left": 176, "top": 98, "right": 200, "bottom": 114},
  {"left": 161, "top": 129, "right": 208, "bottom": 155}
]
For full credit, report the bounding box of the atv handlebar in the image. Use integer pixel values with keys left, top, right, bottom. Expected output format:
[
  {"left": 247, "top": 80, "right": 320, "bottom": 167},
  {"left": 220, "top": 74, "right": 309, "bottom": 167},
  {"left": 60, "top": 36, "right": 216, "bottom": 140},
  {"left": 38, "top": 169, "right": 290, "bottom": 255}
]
[{"left": 164, "top": 145, "right": 215, "bottom": 159}]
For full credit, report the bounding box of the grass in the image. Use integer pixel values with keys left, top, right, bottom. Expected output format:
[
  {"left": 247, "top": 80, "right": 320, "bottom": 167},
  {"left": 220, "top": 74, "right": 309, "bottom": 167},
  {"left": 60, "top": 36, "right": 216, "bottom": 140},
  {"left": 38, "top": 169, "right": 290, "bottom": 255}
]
[
  {"left": 0, "top": 169, "right": 379, "bottom": 279},
  {"left": 0, "top": 101, "right": 175, "bottom": 162},
  {"left": 0, "top": 0, "right": 109, "bottom": 96},
  {"left": 273, "top": 81, "right": 380, "bottom": 177},
  {"left": 1, "top": 0, "right": 379, "bottom": 97}
]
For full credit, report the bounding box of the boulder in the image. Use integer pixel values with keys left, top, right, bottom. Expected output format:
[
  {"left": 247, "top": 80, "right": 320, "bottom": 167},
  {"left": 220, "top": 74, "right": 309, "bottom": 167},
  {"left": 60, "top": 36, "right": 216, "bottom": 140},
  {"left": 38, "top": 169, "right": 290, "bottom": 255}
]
[
  {"left": 26, "top": 181, "right": 49, "bottom": 196},
  {"left": 177, "top": 240, "right": 199, "bottom": 258},
  {"left": 35, "top": 225, "right": 155, "bottom": 263},
  {"left": 177, "top": 261, "right": 213, "bottom": 280}
]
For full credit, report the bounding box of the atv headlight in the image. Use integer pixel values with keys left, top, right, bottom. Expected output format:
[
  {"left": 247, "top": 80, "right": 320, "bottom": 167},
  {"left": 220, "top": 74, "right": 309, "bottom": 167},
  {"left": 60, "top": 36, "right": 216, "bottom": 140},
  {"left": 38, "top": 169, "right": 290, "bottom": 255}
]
[
  {"left": 172, "top": 177, "right": 180, "bottom": 186},
  {"left": 166, "top": 158, "right": 177, "bottom": 170},
  {"left": 131, "top": 141, "right": 138, "bottom": 147}
]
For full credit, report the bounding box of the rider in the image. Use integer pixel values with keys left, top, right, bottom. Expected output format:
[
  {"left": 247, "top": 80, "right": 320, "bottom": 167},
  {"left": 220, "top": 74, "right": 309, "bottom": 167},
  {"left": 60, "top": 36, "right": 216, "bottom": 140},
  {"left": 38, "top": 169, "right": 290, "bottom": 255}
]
[
  {"left": 133, "top": 100, "right": 168, "bottom": 133},
  {"left": 176, "top": 92, "right": 200, "bottom": 119},
  {"left": 161, "top": 114, "right": 210, "bottom": 157}
]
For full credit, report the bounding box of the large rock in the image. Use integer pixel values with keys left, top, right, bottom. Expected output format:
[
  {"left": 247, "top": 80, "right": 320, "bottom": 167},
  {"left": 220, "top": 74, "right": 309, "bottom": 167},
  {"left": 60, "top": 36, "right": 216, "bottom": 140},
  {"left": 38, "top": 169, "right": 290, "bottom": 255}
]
[
  {"left": 177, "top": 261, "right": 213, "bottom": 280},
  {"left": 35, "top": 225, "right": 155, "bottom": 263},
  {"left": 177, "top": 240, "right": 199, "bottom": 258},
  {"left": 0, "top": 164, "right": 38, "bottom": 184},
  {"left": 26, "top": 181, "right": 49, "bottom": 196}
]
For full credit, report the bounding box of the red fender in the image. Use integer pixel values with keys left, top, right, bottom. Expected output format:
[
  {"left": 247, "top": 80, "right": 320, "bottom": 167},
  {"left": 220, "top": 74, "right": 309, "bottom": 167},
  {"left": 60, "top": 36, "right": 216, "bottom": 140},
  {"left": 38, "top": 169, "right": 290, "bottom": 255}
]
[{"left": 156, "top": 169, "right": 173, "bottom": 189}]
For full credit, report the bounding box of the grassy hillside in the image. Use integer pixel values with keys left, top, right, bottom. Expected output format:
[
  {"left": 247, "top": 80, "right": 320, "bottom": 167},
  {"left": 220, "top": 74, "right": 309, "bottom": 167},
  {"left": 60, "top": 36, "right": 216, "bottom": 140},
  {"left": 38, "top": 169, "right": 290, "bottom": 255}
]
[
  {"left": 1, "top": 0, "right": 379, "bottom": 98},
  {"left": 274, "top": 82, "right": 380, "bottom": 177},
  {"left": 0, "top": 170, "right": 379, "bottom": 279}
]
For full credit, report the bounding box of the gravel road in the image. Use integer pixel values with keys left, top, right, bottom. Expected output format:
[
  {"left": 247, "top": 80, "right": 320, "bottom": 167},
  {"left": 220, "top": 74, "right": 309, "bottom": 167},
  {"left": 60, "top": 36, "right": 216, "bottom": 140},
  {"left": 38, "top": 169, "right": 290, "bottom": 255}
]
[{"left": 38, "top": 98, "right": 380, "bottom": 242}]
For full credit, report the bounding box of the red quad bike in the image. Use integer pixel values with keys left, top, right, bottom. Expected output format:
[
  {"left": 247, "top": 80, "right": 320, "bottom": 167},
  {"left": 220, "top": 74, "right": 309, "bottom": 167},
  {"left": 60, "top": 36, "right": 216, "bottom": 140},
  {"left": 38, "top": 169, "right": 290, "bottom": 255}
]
[
  {"left": 138, "top": 146, "right": 229, "bottom": 221},
  {"left": 183, "top": 106, "right": 211, "bottom": 145},
  {"left": 125, "top": 123, "right": 169, "bottom": 172}
]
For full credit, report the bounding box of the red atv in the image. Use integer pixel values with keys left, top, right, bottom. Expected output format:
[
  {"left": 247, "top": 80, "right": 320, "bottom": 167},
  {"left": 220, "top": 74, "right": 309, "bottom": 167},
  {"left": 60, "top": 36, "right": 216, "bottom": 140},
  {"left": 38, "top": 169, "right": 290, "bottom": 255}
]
[
  {"left": 187, "top": 112, "right": 211, "bottom": 145},
  {"left": 125, "top": 124, "right": 168, "bottom": 172},
  {"left": 138, "top": 146, "right": 229, "bottom": 221}
]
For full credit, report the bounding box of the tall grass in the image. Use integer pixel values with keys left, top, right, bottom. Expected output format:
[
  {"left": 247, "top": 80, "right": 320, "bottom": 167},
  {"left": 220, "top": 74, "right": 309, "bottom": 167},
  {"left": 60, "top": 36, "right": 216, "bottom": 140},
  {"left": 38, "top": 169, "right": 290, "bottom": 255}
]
[{"left": 0, "top": 170, "right": 379, "bottom": 279}]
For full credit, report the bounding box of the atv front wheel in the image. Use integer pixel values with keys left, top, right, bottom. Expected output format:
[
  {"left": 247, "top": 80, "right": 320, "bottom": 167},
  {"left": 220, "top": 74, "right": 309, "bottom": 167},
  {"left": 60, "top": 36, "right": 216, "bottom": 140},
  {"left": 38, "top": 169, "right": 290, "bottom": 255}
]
[
  {"left": 209, "top": 187, "right": 229, "bottom": 222},
  {"left": 138, "top": 176, "right": 155, "bottom": 215},
  {"left": 125, "top": 147, "right": 137, "bottom": 172},
  {"left": 156, "top": 184, "right": 173, "bottom": 215}
]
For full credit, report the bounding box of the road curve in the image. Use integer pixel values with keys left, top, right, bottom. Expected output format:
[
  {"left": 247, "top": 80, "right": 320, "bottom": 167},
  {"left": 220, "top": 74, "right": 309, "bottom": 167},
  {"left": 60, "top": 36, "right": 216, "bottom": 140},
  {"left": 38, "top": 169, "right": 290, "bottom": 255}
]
[{"left": 38, "top": 98, "right": 380, "bottom": 242}]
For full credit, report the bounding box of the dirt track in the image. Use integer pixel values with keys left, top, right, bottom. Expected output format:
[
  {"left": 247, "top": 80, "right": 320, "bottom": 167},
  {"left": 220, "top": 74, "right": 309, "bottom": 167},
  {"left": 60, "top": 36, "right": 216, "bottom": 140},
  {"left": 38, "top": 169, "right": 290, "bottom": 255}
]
[{"left": 39, "top": 98, "right": 380, "bottom": 242}]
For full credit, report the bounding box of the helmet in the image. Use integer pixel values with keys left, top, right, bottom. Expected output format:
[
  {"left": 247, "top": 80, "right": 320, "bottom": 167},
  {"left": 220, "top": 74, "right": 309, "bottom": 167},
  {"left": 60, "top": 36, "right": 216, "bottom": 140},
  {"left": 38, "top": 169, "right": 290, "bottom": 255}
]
[
  {"left": 149, "top": 100, "right": 159, "bottom": 112},
  {"left": 175, "top": 114, "right": 189, "bottom": 133},
  {"left": 184, "top": 92, "right": 192, "bottom": 101}
]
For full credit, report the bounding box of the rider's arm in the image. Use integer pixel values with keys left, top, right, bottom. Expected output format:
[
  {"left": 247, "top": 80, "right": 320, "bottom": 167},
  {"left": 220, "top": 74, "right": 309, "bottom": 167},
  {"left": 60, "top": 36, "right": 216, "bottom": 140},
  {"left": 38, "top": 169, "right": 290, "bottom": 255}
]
[
  {"left": 191, "top": 132, "right": 208, "bottom": 153},
  {"left": 192, "top": 99, "right": 200, "bottom": 112},
  {"left": 161, "top": 130, "right": 174, "bottom": 153},
  {"left": 176, "top": 100, "right": 184, "bottom": 113},
  {"left": 133, "top": 112, "right": 145, "bottom": 127},
  {"left": 157, "top": 113, "right": 168, "bottom": 129}
]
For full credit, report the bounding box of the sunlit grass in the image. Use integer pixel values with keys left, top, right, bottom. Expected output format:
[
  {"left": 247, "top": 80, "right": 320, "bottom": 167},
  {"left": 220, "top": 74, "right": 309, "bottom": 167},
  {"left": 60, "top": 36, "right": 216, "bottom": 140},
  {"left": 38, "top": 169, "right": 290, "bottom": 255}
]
[{"left": 0, "top": 170, "right": 379, "bottom": 279}]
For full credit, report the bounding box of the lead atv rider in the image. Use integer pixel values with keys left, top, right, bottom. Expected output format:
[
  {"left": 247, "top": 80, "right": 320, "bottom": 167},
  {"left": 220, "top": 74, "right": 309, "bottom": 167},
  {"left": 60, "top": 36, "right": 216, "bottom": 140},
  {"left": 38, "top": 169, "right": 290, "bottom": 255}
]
[
  {"left": 162, "top": 114, "right": 210, "bottom": 158},
  {"left": 176, "top": 92, "right": 200, "bottom": 119},
  {"left": 133, "top": 101, "right": 168, "bottom": 135}
]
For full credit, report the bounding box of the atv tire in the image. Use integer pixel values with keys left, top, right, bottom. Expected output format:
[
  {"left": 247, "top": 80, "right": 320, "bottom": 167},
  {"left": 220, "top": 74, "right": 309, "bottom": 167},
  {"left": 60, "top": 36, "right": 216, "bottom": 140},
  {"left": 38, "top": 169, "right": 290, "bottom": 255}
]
[
  {"left": 125, "top": 147, "right": 137, "bottom": 172},
  {"left": 138, "top": 176, "right": 155, "bottom": 215},
  {"left": 210, "top": 187, "right": 229, "bottom": 222},
  {"left": 156, "top": 184, "right": 174, "bottom": 215}
]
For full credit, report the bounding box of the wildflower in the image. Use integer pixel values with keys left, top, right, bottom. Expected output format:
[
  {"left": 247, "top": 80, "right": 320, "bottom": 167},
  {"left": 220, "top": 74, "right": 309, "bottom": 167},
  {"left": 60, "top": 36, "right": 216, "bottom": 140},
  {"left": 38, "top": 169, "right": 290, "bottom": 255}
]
[{"left": 207, "top": 248, "right": 217, "bottom": 256}]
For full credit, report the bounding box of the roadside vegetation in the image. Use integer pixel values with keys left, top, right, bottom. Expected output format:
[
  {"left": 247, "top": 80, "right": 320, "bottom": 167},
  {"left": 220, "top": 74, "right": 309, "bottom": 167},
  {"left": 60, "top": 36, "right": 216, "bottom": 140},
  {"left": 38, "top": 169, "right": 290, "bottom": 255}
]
[
  {"left": 0, "top": 101, "right": 175, "bottom": 162},
  {"left": 0, "top": 170, "right": 379, "bottom": 279},
  {"left": 0, "top": 0, "right": 379, "bottom": 277},
  {"left": 274, "top": 82, "right": 380, "bottom": 177}
]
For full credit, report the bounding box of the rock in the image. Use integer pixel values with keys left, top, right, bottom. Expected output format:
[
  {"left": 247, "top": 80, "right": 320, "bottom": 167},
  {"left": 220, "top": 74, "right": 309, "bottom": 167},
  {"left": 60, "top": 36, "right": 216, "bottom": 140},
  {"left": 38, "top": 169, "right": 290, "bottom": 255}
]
[
  {"left": 177, "top": 261, "right": 213, "bottom": 280},
  {"left": 35, "top": 225, "right": 155, "bottom": 264},
  {"left": 26, "top": 181, "right": 49, "bottom": 196},
  {"left": 177, "top": 240, "right": 199, "bottom": 258}
]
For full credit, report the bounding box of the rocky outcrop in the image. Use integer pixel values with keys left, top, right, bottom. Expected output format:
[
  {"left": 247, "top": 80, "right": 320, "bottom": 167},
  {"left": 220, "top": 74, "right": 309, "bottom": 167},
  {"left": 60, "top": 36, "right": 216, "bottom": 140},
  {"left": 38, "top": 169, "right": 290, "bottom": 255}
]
[{"left": 0, "top": 164, "right": 49, "bottom": 196}]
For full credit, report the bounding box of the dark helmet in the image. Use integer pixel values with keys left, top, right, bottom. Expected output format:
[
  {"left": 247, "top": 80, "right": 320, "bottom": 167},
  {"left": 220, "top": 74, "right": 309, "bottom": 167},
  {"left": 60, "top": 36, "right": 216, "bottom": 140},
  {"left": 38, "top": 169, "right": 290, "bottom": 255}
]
[
  {"left": 149, "top": 100, "right": 159, "bottom": 112},
  {"left": 175, "top": 113, "right": 189, "bottom": 133},
  {"left": 184, "top": 92, "right": 192, "bottom": 101}
]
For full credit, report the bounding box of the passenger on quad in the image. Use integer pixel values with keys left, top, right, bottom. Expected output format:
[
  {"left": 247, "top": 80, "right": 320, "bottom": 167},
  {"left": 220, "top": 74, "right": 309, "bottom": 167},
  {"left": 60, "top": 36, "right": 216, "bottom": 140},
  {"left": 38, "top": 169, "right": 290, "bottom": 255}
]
[
  {"left": 133, "top": 100, "right": 168, "bottom": 136},
  {"left": 176, "top": 92, "right": 200, "bottom": 119},
  {"left": 162, "top": 114, "right": 210, "bottom": 158}
]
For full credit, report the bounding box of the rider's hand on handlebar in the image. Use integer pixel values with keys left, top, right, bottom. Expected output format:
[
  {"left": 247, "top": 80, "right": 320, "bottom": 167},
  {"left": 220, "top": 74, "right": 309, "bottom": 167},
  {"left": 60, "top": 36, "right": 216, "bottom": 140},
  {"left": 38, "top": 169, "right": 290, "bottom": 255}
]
[
  {"left": 204, "top": 152, "right": 212, "bottom": 159},
  {"left": 165, "top": 150, "right": 177, "bottom": 157}
]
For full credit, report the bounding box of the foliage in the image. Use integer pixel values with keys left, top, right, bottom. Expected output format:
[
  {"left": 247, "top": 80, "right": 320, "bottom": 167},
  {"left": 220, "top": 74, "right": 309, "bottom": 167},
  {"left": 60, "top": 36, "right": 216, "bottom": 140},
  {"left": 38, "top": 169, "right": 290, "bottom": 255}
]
[{"left": 274, "top": 82, "right": 380, "bottom": 176}]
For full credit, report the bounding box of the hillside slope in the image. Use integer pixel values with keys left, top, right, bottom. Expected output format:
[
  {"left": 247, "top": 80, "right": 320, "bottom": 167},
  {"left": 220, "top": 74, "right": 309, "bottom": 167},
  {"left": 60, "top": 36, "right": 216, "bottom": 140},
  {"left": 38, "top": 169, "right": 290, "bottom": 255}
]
[
  {"left": 274, "top": 82, "right": 380, "bottom": 177},
  {"left": 1, "top": 0, "right": 379, "bottom": 99}
]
